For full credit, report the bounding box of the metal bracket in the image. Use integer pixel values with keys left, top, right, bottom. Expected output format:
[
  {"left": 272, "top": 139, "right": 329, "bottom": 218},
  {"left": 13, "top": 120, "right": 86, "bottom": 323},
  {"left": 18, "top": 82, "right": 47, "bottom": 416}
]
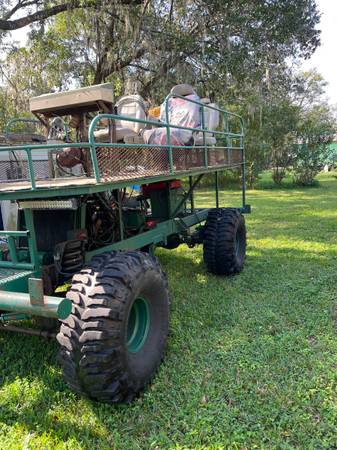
[
  {"left": 171, "top": 174, "right": 205, "bottom": 218},
  {"left": 29, "top": 278, "right": 44, "bottom": 305},
  {"left": 240, "top": 204, "right": 251, "bottom": 214}
]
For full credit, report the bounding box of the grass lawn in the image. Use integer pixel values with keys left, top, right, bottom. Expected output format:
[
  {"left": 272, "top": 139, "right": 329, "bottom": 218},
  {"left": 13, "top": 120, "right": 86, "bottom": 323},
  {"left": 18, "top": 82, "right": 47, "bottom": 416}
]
[{"left": 0, "top": 172, "right": 336, "bottom": 449}]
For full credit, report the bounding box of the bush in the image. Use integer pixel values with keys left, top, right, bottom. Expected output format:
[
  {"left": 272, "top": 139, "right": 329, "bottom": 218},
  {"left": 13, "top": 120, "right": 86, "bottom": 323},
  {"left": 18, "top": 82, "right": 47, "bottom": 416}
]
[
  {"left": 291, "top": 143, "right": 329, "bottom": 185},
  {"left": 292, "top": 105, "right": 337, "bottom": 186}
]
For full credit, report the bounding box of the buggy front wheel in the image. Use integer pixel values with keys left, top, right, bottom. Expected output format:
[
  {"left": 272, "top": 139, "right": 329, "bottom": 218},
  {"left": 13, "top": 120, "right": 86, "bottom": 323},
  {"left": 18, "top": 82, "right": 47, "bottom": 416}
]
[{"left": 57, "top": 250, "right": 170, "bottom": 403}]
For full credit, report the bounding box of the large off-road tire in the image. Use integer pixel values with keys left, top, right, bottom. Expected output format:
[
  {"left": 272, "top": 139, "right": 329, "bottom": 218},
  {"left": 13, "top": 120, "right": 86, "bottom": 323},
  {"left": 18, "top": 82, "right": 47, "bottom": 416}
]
[
  {"left": 57, "top": 250, "right": 169, "bottom": 403},
  {"left": 203, "top": 208, "right": 246, "bottom": 275}
]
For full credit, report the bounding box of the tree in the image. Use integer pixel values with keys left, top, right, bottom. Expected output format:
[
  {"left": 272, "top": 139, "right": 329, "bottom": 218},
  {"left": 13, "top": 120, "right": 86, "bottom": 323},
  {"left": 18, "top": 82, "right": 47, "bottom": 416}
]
[
  {"left": 264, "top": 99, "right": 300, "bottom": 185},
  {"left": 2, "top": 0, "right": 320, "bottom": 97},
  {"left": 0, "top": 0, "right": 144, "bottom": 31},
  {"left": 292, "top": 69, "right": 328, "bottom": 110},
  {"left": 239, "top": 68, "right": 335, "bottom": 187},
  {"left": 292, "top": 104, "right": 337, "bottom": 185}
]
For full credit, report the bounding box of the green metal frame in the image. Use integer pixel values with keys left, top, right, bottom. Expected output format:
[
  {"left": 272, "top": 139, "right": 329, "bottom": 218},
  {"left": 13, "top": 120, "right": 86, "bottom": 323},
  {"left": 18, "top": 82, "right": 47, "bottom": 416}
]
[{"left": 0, "top": 98, "right": 249, "bottom": 321}]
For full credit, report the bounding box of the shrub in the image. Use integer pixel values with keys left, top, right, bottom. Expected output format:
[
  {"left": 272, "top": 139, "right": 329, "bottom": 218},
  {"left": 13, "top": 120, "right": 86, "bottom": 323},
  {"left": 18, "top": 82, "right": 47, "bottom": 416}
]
[{"left": 292, "top": 105, "right": 337, "bottom": 185}]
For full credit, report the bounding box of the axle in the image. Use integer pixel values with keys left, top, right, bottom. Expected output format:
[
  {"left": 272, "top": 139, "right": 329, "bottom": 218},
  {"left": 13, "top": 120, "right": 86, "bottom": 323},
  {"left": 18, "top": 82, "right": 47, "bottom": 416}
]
[{"left": 0, "top": 291, "right": 72, "bottom": 320}]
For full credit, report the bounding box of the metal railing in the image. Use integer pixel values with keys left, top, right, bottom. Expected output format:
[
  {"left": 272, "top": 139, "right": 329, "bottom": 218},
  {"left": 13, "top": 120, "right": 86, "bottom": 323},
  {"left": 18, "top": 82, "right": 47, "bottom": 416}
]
[
  {"left": 0, "top": 97, "right": 245, "bottom": 191},
  {"left": 0, "top": 230, "right": 34, "bottom": 270},
  {"left": 88, "top": 97, "right": 244, "bottom": 180}
]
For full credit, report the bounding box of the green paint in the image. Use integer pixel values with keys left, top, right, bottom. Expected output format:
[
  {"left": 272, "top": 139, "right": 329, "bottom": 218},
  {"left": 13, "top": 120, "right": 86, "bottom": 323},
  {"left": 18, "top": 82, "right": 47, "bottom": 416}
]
[
  {"left": 0, "top": 312, "right": 30, "bottom": 323},
  {"left": 0, "top": 102, "right": 244, "bottom": 201},
  {"left": 171, "top": 174, "right": 204, "bottom": 218},
  {"left": 58, "top": 298, "right": 73, "bottom": 320},
  {"left": 215, "top": 171, "right": 219, "bottom": 208},
  {"left": 0, "top": 269, "right": 35, "bottom": 292},
  {"left": 127, "top": 297, "right": 150, "bottom": 353},
  {"left": 89, "top": 144, "right": 101, "bottom": 182},
  {"left": 0, "top": 166, "right": 243, "bottom": 202},
  {"left": 85, "top": 208, "right": 210, "bottom": 261},
  {"left": 0, "top": 290, "right": 72, "bottom": 319},
  {"left": 117, "top": 189, "right": 124, "bottom": 240},
  {"left": 23, "top": 209, "right": 39, "bottom": 269},
  {"left": 79, "top": 202, "right": 87, "bottom": 229},
  {"left": 124, "top": 209, "right": 145, "bottom": 229},
  {"left": 0, "top": 230, "right": 29, "bottom": 237},
  {"left": 7, "top": 237, "right": 18, "bottom": 263},
  {"left": 26, "top": 148, "right": 36, "bottom": 190},
  {"left": 189, "top": 176, "right": 195, "bottom": 213}
]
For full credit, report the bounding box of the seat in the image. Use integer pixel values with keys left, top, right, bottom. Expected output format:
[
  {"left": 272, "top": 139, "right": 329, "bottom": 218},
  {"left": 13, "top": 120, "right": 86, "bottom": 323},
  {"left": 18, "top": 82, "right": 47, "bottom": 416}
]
[
  {"left": 197, "top": 99, "right": 227, "bottom": 167},
  {"left": 116, "top": 95, "right": 147, "bottom": 134},
  {"left": 94, "top": 127, "right": 138, "bottom": 143},
  {"left": 143, "top": 84, "right": 200, "bottom": 146},
  {"left": 194, "top": 98, "right": 220, "bottom": 146},
  {"left": 194, "top": 135, "right": 217, "bottom": 146},
  {"left": 94, "top": 95, "right": 147, "bottom": 143},
  {"left": 142, "top": 84, "right": 203, "bottom": 172}
]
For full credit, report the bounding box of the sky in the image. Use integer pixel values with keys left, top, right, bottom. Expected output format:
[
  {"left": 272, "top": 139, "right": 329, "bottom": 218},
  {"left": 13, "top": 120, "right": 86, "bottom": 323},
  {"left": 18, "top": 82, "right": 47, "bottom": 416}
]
[
  {"left": 301, "top": 0, "right": 337, "bottom": 104},
  {"left": 5, "top": 0, "right": 337, "bottom": 104}
]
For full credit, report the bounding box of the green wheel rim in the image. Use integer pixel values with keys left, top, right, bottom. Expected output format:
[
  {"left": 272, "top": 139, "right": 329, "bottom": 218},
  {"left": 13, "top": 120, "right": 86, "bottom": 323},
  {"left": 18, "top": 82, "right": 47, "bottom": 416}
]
[{"left": 127, "top": 297, "right": 150, "bottom": 353}]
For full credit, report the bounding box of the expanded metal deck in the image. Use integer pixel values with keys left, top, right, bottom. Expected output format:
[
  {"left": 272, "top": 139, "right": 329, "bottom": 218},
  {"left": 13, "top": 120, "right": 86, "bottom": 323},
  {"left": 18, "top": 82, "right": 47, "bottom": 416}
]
[
  {"left": 0, "top": 267, "right": 34, "bottom": 288},
  {"left": 0, "top": 177, "right": 96, "bottom": 192},
  {"left": 0, "top": 144, "right": 243, "bottom": 194}
]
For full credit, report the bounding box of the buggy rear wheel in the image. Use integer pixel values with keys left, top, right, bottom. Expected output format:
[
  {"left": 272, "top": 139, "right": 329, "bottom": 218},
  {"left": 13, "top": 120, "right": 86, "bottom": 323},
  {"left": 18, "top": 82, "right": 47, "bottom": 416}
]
[
  {"left": 203, "top": 208, "right": 246, "bottom": 275},
  {"left": 57, "top": 250, "right": 170, "bottom": 403}
]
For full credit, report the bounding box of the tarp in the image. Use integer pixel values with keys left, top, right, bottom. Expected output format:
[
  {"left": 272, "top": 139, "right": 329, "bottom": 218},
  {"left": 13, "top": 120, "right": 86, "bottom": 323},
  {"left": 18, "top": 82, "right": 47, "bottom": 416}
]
[{"left": 143, "top": 94, "right": 201, "bottom": 146}]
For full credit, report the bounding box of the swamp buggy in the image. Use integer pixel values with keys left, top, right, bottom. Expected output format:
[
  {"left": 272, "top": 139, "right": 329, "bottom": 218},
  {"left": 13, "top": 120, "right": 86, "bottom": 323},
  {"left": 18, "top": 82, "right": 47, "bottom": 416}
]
[{"left": 0, "top": 83, "right": 250, "bottom": 403}]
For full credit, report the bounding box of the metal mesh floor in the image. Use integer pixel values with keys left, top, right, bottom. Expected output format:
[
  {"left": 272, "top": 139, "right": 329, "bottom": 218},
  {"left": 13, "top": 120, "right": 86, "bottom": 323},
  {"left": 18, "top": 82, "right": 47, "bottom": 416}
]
[
  {"left": 96, "top": 145, "right": 243, "bottom": 180},
  {"left": 0, "top": 268, "right": 33, "bottom": 286},
  {"left": 0, "top": 146, "right": 243, "bottom": 190}
]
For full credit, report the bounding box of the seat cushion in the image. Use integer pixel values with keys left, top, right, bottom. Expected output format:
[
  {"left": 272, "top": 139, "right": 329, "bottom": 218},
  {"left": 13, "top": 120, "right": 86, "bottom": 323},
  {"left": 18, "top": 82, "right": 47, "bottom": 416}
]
[
  {"left": 143, "top": 128, "right": 193, "bottom": 146},
  {"left": 194, "top": 136, "right": 217, "bottom": 146},
  {"left": 123, "top": 134, "right": 145, "bottom": 144},
  {"left": 94, "top": 127, "right": 137, "bottom": 142}
]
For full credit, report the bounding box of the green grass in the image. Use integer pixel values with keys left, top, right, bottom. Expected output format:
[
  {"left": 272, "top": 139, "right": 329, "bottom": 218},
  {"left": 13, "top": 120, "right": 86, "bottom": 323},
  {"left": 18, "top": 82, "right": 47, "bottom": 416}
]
[{"left": 1, "top": 172, "right": 337, "bottom": 449}]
